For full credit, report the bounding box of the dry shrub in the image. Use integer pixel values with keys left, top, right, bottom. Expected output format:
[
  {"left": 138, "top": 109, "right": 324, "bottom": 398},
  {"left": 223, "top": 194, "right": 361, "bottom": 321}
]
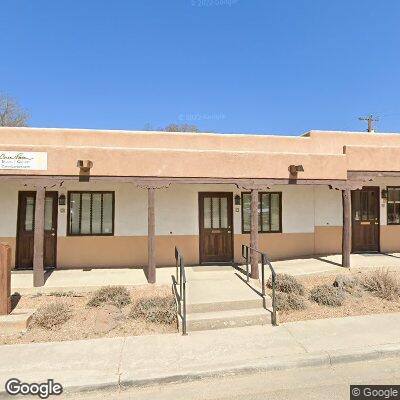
[
  {"left": 275, "top": 292, "right": 307, "bottom": 311},
  {"left": 49, "top": 291, "right": 76, "bottom": 297},
  {"left": 32, "top": 302, "right": 71, "bottom": 330},
  {"left": 310, "top": 285, "right": 345, "bottom": 307},
  {"left": 87, "top": 286, "right": 131, "bottom": 308},
  {"left": 130, "top": 296, "right": 177, "bottom": 325},
  {"left": 362, "top": 269, "right": 400, "bottom": 301},
  {"left": 267, "top": 273, "right": 305, "bottom": 296},
  {"left": 333, "top": 275, "right": 359, "bottom": 294}
]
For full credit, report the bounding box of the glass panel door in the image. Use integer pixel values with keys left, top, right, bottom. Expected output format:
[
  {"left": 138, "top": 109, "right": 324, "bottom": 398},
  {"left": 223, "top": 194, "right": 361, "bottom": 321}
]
[
  {"left": 24, "top": 196, "right": 35, "bottom": 231},
  {"left": 44, "top": 196, "right": 54, "bottom": 231}
]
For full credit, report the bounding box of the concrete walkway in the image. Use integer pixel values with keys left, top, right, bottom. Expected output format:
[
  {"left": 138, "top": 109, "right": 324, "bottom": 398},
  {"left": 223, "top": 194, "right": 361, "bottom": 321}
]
[
  {"left": 11, "top": 268, "right": 175, "bottom": 293},
  {"left": 11, "top": 253, "right": 400, "bottom": 293},
  {"left": 272, "top": 252, "right": 400, "bottom": 276},
  {"left": 1, "top": 312, "right": 400, "bottom": 393}
]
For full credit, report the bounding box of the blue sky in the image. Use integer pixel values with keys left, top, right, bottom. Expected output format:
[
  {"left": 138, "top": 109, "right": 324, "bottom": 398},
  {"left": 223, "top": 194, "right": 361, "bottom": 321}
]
[{"left": 1, "top": 1, "right": 400, "bottom": 135}]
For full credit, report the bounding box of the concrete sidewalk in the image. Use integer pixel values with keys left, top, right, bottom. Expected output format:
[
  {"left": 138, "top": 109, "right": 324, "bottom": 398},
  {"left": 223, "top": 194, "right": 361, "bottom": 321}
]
[{"left": 1, "top": 312, "right": 400, "bottom": 395}]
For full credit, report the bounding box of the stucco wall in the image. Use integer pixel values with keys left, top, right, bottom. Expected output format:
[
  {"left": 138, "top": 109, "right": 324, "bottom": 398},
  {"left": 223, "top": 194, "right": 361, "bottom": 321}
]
[
  {"left": 0, "top": 182, "right": 25, "bottom": 266},
  {"left": 0, "top": 181, "right": 350, "bottom": 268},
  {"left": 368, "top": 177, "right": 400, "bottom": 253},
  {"left": 4, "top": 179, "right": 400, "bottom": 268},
  {"left": 2, "top": 128, "right": 400, "bottom": 181}
]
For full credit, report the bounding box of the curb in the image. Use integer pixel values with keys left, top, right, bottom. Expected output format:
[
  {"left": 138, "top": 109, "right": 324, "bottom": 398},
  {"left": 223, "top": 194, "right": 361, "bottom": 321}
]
[
  {"left": 118, "top": 343, "right": 400, "bottom": 389},
  {"left": 1, "top": 343, "right": 399, "bottom": 398}
]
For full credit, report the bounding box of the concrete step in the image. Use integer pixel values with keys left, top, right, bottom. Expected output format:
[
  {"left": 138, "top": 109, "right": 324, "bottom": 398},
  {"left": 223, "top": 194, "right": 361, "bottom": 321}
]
[
  {"left": 0, "top": 309, "right": 35, "bottom": 334},
  {"left": 186, "top": 296, "right": 272, "bottom": 313},
  {"left": 185, "top": 278, "right": 272, "bottom": 314},
  {"left": 179, "top": 308, "right": 271, "bottom": 332}
]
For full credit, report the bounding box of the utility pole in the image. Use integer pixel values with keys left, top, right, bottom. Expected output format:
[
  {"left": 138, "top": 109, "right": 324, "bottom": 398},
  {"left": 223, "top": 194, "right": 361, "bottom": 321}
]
[{"left": 358, "top": 115, "right": 379, "bottom": 132}]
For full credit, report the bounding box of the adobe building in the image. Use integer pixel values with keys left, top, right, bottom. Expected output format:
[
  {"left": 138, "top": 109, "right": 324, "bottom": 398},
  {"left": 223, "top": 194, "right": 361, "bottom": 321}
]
[{"left": 0, "top": 127, "right": 399, "bottom": 285}]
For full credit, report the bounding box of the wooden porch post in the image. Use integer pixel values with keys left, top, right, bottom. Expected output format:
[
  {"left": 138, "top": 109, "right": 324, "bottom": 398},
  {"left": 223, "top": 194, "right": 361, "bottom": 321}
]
[
  {"left": 33, "top": 186, "right": 46, "bottom": 287},
  {"left": 147, "top": 187, "right": 156, "bottom": 283},
  {"left": 250, "top": 189, "right": 259, "bottom": 279},
  {"left": 0, "top": 244, "right": 11, "bottom": 315},
  {"left": 342, "top": 188, "right": 351, "bottom": 268}
]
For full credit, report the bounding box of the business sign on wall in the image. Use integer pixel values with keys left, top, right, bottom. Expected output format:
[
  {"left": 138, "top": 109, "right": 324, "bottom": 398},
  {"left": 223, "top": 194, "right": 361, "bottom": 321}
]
[{"left": 0, "top": 151, "right": 48, "bottom": 170}]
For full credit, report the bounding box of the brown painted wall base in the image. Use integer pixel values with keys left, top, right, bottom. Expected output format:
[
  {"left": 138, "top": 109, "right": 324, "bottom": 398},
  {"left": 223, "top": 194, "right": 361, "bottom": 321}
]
[
  {"left": 57, "top": 235, "right": 200, "bottom": 268},
  {"left": 58, "top": 233, "right": 321, "bottom": 268},
  {"left": 380, "top": 226, "right": 400, "bottom": 253},
  {"left": 7, "top": 225, "right": 400, "bottom": 270},
  {"left": 57, "top": 236, "right": 148, "bottom": 268},
  {"left": 234, "top": 233, "right": 316, "bottom": 262},
  {"left": 314, "top": 226, "right": 343, "bottom": 255}
]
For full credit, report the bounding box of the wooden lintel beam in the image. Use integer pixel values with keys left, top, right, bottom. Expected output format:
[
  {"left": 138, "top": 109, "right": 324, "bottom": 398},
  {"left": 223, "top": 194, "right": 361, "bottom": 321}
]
[
  {"left": 136, "top": 182, "right": 171, "bottom": 190},
  {"left": 0, "top": 175, "right": 349, "bottom": 187},
  {"left": 329, "top": 180, "right": 365, "bottom": 191},
  {"left": 348, "top": 171, "right": 400, "bottom": 179}
]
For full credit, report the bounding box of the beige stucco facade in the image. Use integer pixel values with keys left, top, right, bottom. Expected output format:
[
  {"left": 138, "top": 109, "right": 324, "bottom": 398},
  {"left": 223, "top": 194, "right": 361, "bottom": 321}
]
[
  {"left": 1, "top": 127, "right": 400, "bottom": 270},
  {"left": 0, "top": 178, "right": 398, "bottom": 269},
  {"left": 2, "top": 127, "right": 400, "bottom": 179}
]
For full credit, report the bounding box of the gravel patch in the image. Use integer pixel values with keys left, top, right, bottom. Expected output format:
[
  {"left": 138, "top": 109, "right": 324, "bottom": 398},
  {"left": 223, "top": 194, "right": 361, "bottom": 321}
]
[
  {"left": 0, "top": 285, "right": 177, "bottom": 345},
  {"left": 274, "top": 269, "right": 400, "bottom": 323}
]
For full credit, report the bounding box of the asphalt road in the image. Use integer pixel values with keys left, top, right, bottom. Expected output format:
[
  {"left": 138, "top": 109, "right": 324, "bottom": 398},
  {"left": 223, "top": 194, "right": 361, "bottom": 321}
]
[{"left": 63, "top": 357, "right": 400, "bottom": 400}]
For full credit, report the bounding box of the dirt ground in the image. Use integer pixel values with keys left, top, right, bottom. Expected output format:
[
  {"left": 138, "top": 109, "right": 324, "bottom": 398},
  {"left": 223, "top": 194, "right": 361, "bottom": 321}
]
[
  {"left": 276, "top": 268, "right": 400, "bottom": 323},
  {"left": 2, "top": 269, "right": 400, "bottom": 345},
  {"left": 0, "top": 285, "right": 177, "bottom": 345}
]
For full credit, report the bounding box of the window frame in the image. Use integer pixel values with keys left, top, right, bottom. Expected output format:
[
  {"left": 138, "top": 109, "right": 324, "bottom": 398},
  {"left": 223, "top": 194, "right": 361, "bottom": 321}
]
[
  {"left": 241, "top": 192, "right": 282, "bottom": 234},
  {"left": 387, "top": 186, "right": 400, "bottom": 226},
  {"left": 67, "top": 191, "right": 115, "bottom": 236}
]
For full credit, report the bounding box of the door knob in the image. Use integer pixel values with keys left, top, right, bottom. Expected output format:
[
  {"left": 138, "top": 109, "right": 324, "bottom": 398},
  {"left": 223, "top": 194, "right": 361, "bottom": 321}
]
[{"left": 51, "top": 233, "right": 55, "bottom": 237}]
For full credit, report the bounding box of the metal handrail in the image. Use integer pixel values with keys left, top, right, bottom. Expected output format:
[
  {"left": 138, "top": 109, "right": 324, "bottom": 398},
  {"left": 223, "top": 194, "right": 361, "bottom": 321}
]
[
  {"left": 241, "top": 244, "right": 278, "bottom": 326},
  {"left": 174, "top": 246, "right": 187, "bottom": 335}
]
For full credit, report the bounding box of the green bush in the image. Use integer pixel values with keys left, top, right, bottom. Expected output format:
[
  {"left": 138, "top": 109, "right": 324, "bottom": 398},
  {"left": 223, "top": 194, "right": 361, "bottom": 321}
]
[
  {"left": 87, "top": 286, "right": 131, "bottom": 308},
  {"left": 362, "top": 269, "right": 400, "bottom": 301},
  {"left": 130, "top": 296, "right": 177, "bottom": 325},
  {"left": 275, "top": 291, "right": 307, "bottom": 311},
  {"left": 32, "top": 302, "right": 71, "bottom": 330},
  {"left": 310, "top": 285, "right": 345, "bottom": 307},
  {"left": 267, "top": 273, "right": 305, "bottom": 295}
]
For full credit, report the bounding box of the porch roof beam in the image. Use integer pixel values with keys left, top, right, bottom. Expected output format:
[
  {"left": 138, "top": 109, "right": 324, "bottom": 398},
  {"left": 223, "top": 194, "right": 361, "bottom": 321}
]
[
  {"left": 348, "top": 171, "right": 400, "bottom": 179},
  {"left": 0, "top": 175, "right": 352, "bottom": 187}
]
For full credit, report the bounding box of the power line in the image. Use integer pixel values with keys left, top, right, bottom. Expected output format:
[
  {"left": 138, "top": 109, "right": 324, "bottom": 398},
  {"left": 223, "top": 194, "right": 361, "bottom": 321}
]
[{"left": 358, "top": 114, "right": 379, "bottom": 132}]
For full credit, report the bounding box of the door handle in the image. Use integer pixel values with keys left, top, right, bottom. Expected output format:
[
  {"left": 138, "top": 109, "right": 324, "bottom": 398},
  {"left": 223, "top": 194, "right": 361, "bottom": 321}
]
[{"left": 51, "top": 233, "right": 56, "bottom": 237}]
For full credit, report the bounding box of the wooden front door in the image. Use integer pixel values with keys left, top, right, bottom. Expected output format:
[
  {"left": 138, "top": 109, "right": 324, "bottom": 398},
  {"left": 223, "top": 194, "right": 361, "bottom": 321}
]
[
  {"left": 16, "top": 191, "right": 58, "bottom": 269},
  {"left": 199, "top": 192, "right": 233, "bottom": 263},
  {"left": 351, "top": 187, "right": 380, "bottom": 253}
]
